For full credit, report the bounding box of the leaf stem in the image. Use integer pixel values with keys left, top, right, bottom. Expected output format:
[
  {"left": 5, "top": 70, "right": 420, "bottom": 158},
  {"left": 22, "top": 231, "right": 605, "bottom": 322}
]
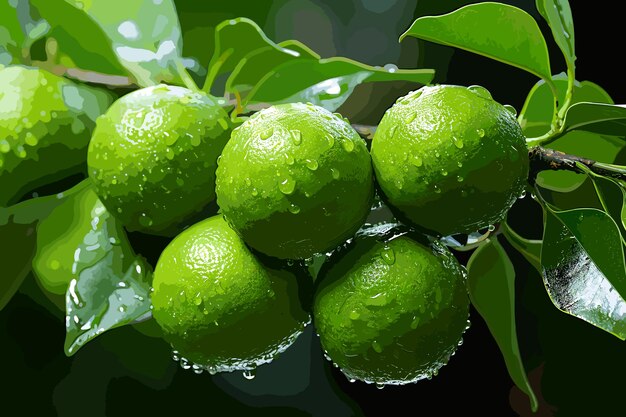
[
  {"left": 202, "top": 49, "right": 233, "bottom": 94},
  {"left": 175, "top": 60, "right": 200, "bottom": 92}
]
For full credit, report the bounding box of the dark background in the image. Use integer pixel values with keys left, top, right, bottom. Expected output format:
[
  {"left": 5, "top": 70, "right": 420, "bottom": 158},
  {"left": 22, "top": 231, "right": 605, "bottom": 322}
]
[{"left": 2, "top": 1, "right": 625, "bottom": 416}]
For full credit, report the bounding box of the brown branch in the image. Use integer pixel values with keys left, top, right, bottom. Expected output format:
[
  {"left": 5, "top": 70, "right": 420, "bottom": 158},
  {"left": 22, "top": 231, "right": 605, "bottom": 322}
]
[{"left": 352, "top": 124, "right": 626, "bottom": 184}]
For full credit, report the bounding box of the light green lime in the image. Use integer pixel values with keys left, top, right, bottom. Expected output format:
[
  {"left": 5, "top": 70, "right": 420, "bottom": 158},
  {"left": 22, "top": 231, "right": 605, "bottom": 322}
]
[
  {"left": 151, "top": 215, "right": 310, "bottom": 373},
  {"left": 87, "top": 84, "right": 231, "bottom": 236},
  {"left": 371, "top": 85, "right": 528, "bottom": 236},
  {"left": 0, "top": 65, "right": 111, "bottom": 206},
  {"left": 314, "top": 223, "right": 469, "bottom": 385},
  {"left": 215, "top": 103, "right": 373, "bottom": 260}
]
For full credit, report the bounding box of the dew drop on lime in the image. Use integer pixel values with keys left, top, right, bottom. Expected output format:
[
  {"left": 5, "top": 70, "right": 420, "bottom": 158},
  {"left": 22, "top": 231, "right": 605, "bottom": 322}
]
[
  {"left": 245, "top": 177, "right": 251, "bottom": 186},
  {"left": 410, "top": 316, "right": 420, "bottom": 329},
  {"left": 477, "top": 128, "right": 485, "bottom": 138},
  {"left": 349, "top": 310, "right": 360, "bottom": 320},
  {"left": 290, "top": 129, "right": 301, "bottom": 145},
  {"left": 411, "top": 155, "right": 423, "bottom": 167},
  {"left": 404, "top": 112, "right": 417, "bottom": 124},
  {"left": 284, "top": 153, "right": 295, "bottom": 165},
  {"left": 138, "top": 213, "right": 153, "bottom": 227},
  {"left": 0, "top": 141, "right": 10, "bottom": 153},
  {"left": 251, "top": 188, "right": 258, "bottom": 196},
  {"left": 342, "top": 139, "right": 355, "bottom": 152},
  {"left": 376, "top": 383, "right": 385, "bottom": 390},
  {"left": 503, "top": 104, "right": 517, "bottom": 116},
  {"left": 434, "top": 185, "right": 441, "bottom": 194},
  {"left": 452, "top": 136, "right": 464, "bottom": 149},
  {"left": 381, "top": 246, "right": 395, "bottom": 265},
  {"left": 331, "top": 168, "right": 340, "bottom": 179},
  {"left": 279, "top": 178, "right": 296, "bottom": 195},
  {"left": 441, "top": 169, "right": 448, "bottom": 176},
  {"left": 488, "top": 224, "right": 496, "bottom": 232},
  {"left": 389, "top": 125, "right": 397, "bottom": 138},
  {"left": 457, "top": 176, "right": 464, "bottom": 182},
  {"left": 325, "top": 134, "right": 335, "bottom": 149},
  {"left": 243, "top": 370, "right": 256, "bottom": 380},
  {"left": 305, "top": 159, "right": 318, "bottom": 170},
  {"left": 371, "top": 340, "right": 383, "bottom": 353},
  {"left": 457, "top": 161, "right": 463, "bottom": 168},
  {"left": 468, "top": 85, "right": 492, "bottom": 99},
  {"left": 260, "top": 128, "right": 274, "bottom": 140}
]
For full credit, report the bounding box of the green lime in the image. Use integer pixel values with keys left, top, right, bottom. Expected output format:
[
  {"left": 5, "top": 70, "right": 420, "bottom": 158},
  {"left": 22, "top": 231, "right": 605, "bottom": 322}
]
[
  {"left": 0, "top": 65, "right": 111, "bottom": 206},
  {"left": 151, "top": 215, "right": 310, "bottom": 373},
  {"left": 371, "top": 85, "right": 528, "bottom": 236},
  {"left": 87, "top": 84, "right": 231, "bottom": 236},
  {"left": 313, "top": 223, "right": 469, "bottom": 385},
  {"left": 215, "top": 103, "right": 374, "bottom": 260}
]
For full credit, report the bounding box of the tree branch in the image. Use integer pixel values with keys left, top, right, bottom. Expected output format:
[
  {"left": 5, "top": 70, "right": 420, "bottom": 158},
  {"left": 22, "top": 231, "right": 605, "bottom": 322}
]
[{"left": 351, "top": 124, "right": 626, "bottom": 184}]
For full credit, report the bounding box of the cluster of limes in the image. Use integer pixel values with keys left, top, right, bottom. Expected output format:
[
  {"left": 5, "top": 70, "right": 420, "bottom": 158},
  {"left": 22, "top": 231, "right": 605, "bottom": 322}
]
[{"left": 2, "top": 65, "right": 529, "bottom": 386}]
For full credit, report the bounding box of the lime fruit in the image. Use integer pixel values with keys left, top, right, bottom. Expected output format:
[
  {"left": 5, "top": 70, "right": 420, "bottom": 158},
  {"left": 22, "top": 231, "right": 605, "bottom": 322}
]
[
  {"left": 0, "top": 65, "right": 111, "bottom": 206},
  {"left": 313, "top": 223, "right": 469, "bottom": 385},
  {"left": 371, "top": 85, "right": 528, "bottom": 236},
  {"left": 151, "top": 215, "right": 310, "bottom": 373},
  {"left": 87, "top": 84, "right": 231, "bottom": 236},
  {"left": 215, "top": 103, "right": 373, "bottom": 260}
]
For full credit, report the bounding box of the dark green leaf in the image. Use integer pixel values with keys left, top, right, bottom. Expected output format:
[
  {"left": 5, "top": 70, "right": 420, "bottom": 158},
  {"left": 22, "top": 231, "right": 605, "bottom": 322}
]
[
  {"left": 541, "top": 209, "right": 626, "bottom": 339},
  {"left": 0, "top": 181, "right": 85, "bottom": 310},
  {"left": 542, "top": 202, "right": 626, "bottom": 303},
  {"left": 467, "top": 238, "right": 538, "bottom": 412},
  {"left": 245, "top": 57, "right": 433, "bottom": 111},
  {"left": 576, "top": 164, "right": 626, "bottom": 245},
  {"left": 520, "top": 75, "right": 620, "bottom": 192},
  {"left": 501, "top": 221, "right": 542, "bottom": 273},
  {"left": 0, "top": 0, "right": 48, "bottom": 65},
  {"left": 563, "top": 102, "right": 626, "bottom": 136},
  {"left": 65, "top": 194, "right": 152, "bottom": 356},
  {"left": 536, "top": 0, "right": 575, "bottom": 68},
  {"left": 401, "top": 2, "right": 552, "bottom": 80},
  {"left": 226, "top": 40, "right": 317, "bottom": 96}
]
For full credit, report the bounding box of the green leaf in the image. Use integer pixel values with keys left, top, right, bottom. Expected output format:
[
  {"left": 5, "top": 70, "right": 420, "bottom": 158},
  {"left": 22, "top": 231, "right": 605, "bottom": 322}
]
[
  {"left": 541, "top": 202, "right": 626, "bottom": 303},
  {"left": 0, "top": 181, "right": 85, "bottom": 311},
  {"left": 32, "top": 0, "right": 182, "bottom": 86},
  {"left": 501, "top": 221, "right": 542, "bottom": 273},
  {"left": 467, "top": 239, "right": 538, "bottom": 412},
  {"left": 401, "top": 2, "right": 552, "bottom": 81},
  {"left": 0, "top": 0, "right": 48, "bottom": 65},
  {"left": 520, "top": 75, "right": 620, "bottom": 192},
  {"left": 541, "top": 209, "right": 626, "bottom": 339},
  {"left": 576, "top": 165, "right": 626, "bottom": 245},
  {"left": 245, "top": 57, "right": 433, "bottom": 112},
  {"left": 536, "top": 0, "right": 575, "bottom": 68},
  {"left": 64, "top": 193, "right": 152, "bottom": 356},
  {"left": 563, "top": 102, "right": 626, "bottom": 136},
  {"left": 225, "top": 40, "right": 318, "bottom": 96}
]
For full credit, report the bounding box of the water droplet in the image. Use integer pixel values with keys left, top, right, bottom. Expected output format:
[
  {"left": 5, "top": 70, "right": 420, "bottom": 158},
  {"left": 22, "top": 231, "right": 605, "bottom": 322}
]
[
  {"left": 190, "top": 135, "right": 201, "bottom": 147},
  {"left": 349, "top": 378, "right": 356, "bottom": 383},
  {"left": 24, "top": 133, "right": 38, "bottom": 146},
  {"left": 349, "top": 310, "right": 360, "bottom": 320},
  {"left": 468, "top": 85, "right": 492, "bottom": 99},
  {"left": 457, "top": 176, "right": 464, "bottom": 182},
  {"left": 192, "top": 364, "right": 204, "bottom": 374},
  {"left": 404, "top": 112, "right": 417, "bottom": 124},
  {"left": 381, "top": 246, "right": 395, "bottom": 265},
  {"left": 457, "top": 161, "right": 463, "bottom": 168},
  {"left": 518, "top": 189, "right": 527, "bottom": 199},
  {"left": 461, "top": 190, "right": 468, "bottom": 197},
  {"left": 279, "top": 178, "right": 296, "bottom": 195},
  {"left": 284, "top": 153, "right": 295, "bottom": 165},
  {"left": 243, "top": 370, "right": 256, "bottom": 380},
  {"left": 139, "top": 213, "right": 153, "bottom": 227},
  {"left": 260, "top": 128, "right": 274, "bottom": 140},
  {"left": 305, "top": 159, "right": 319, "bottom": 170},
  {"left": 290, "top": 129, "right": 301, "bottom": 145},
  {"left": 251, "top": 188, "right": 258, "bottom": 196},
  {"left": 164, "top": 132, "right": 178, "bottom": 146},
  {"left": 476, "top": 128, "right": 485, "bottom": 138},
  {"left": 331, "top": 168, "right": 340, "bottom": 180},
  {"left": 371, "top": 341, "right": 383, "bottom": 353},
  {"left": 342, "top": 139, "right": 355, "bottom": 152},
  {"left": 245, "top": 178, "right": 252, "bottom": 186},
  {"left": 376, "top": 383, "right": 385, "bottom": 390},
  {"left": 0, "top": 141, "right": 10, "bottom": 153},
  {"left": 441, "top": 169, "right": 448, "bottom": 176},
  {"left": 172, "top": 350, "right": 180, "bottom": 361},
  {"left": 411, "top": 155, "right": 423, "bottom": 167},
  {"left": 457, "top": 338, "right": 464, "bottom": 347},
  {"left": 288, "top": 204, "right": 301, "bottom": 214},
  {"left": 410, "top": 316, "right": 420, "bottom": 329},
  {"left": 434, "top": 185, "right": 441, "bottom": 194},
  {"left": 389, "top": 125, "right": 397, "bottom": 138},
  {"left": 326, "top": 134, "right": 335, "bottom": 149},
  {"left": 452, "top": 136, "right": 464, "bottom": 149},
  {"left": 488, "top": 224, "right": 496, "bottom": 232},
  {"left": 193, "top": 296, "right": 202, "bottom": 306},
  {"left": 434, "top": 150, "right": 440, "bottom": 158},
  {"left": 504, "top": 104, "right": 517, "bottom": 116},
  {"left": 383, "top": 63, "right": 398, "bottom": 73}
]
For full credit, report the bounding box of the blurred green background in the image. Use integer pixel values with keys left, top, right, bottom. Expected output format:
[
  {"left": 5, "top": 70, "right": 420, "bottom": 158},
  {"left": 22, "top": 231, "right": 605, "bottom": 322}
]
[{"left": 2, "top": 1, "right": 625, "bottom": 416}]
